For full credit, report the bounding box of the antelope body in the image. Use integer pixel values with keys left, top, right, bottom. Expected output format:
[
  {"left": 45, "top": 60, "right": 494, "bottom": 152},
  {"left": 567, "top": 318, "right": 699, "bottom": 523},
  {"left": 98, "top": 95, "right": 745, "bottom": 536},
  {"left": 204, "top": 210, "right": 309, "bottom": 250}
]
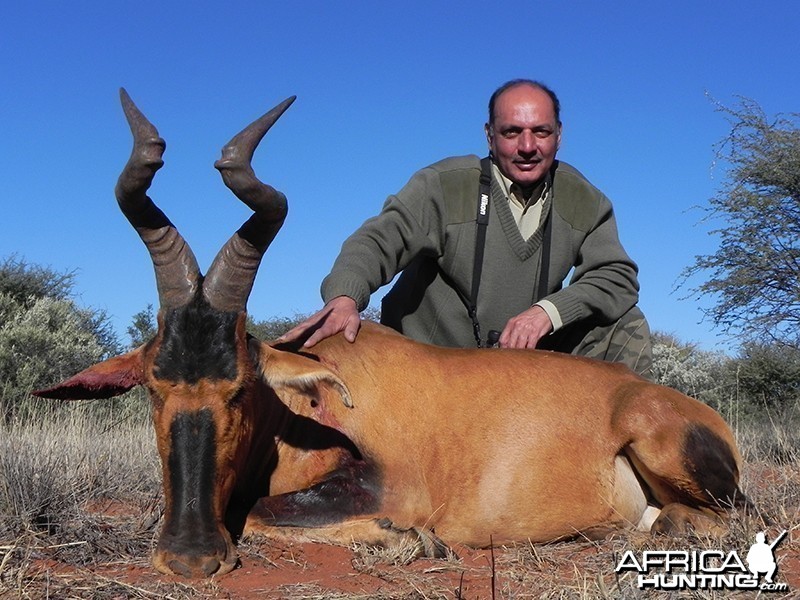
[{"left": 35, "top": 91, "right": 750, "bottom": 578}]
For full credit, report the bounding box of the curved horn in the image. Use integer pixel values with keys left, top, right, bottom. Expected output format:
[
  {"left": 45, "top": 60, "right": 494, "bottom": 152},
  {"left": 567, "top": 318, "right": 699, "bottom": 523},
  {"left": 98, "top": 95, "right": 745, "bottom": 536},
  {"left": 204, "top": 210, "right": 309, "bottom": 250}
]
[
  {"left": 115, "top": 88, "right": 200, "bottom": 310},
  {"left": 203, "top": 96, "right": 296, "bottom": 312}
]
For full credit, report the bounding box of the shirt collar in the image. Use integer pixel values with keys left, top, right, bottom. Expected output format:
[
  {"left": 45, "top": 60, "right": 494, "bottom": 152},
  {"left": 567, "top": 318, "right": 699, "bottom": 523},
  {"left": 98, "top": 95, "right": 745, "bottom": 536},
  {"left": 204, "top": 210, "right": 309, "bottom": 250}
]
[{"left": 491, "top": 162, "right": 550, "bottom": 210}]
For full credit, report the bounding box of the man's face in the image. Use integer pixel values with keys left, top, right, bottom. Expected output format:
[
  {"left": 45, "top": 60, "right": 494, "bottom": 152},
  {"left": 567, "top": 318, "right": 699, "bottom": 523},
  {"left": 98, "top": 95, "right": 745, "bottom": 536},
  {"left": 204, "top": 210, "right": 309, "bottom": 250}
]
[{"left": 485, "top": 85, "right": 562, "bottom": 190}]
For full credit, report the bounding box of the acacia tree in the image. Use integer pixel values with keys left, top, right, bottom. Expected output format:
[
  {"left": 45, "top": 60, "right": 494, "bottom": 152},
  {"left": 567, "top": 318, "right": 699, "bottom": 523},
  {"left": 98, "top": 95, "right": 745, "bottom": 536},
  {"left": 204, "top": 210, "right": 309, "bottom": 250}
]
[
  {"left": 127, "top": 304, "right": 157, "bottom": 348},
  {"left": 683, "top": 98, "right": 800, "bottom": 348}
]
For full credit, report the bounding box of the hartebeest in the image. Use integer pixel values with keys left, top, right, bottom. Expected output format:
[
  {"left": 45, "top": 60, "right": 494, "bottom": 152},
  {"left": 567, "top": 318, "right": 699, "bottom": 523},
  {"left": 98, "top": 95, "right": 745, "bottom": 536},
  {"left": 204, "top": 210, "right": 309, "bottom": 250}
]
[{"left": 35, "top": 90, "right": 752, "bottom": 579}]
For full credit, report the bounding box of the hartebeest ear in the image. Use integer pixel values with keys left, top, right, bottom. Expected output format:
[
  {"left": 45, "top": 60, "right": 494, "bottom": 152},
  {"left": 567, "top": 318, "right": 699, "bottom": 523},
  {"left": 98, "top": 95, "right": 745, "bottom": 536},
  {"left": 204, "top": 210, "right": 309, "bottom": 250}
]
[
  {"left": 32, "top": 347, "right": 146, "bottom": 400},
  {"left": 254, "top": 342, "right": 353, "bottom": 408}
]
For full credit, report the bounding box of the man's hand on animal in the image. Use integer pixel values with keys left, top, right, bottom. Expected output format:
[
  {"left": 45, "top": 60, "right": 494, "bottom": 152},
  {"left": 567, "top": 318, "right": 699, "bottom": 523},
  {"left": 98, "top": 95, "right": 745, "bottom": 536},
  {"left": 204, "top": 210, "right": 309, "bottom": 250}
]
[
  {"left": 278, "top": 295, "right": 361, "bottom": 348},
  {"left": 499, "top": 304, "right": 554, "bottom": 349}
]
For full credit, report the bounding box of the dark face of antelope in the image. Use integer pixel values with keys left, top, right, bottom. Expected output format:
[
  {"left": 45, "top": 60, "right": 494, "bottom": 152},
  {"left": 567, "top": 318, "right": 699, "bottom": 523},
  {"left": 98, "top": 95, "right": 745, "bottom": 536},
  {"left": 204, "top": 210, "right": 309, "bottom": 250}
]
[
  {"left": 115, "top": 90, "right": 294, "bottom": 577},
  {"left": 143, "top": 298, "right": 275, "bottom": 577}
]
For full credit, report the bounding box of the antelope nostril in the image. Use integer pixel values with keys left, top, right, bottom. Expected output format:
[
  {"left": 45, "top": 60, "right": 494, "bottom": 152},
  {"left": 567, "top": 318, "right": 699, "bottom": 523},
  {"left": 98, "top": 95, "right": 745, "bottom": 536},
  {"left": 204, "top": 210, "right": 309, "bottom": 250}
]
[
  {"left": 165, "top": 556, "right": 223, "bottom": 578},
  {"left": 167, "top": 558, "right": 194, "bottom": 578},
  {"left": 202, "top": 557, "right": 222, "bottom": 577}
]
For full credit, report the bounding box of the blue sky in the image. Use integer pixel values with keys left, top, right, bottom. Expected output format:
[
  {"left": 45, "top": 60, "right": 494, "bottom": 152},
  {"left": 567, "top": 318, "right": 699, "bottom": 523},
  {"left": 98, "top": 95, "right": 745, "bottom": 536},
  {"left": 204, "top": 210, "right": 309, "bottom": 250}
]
[{"left": 3, "top": 1, "right": 798, "bottom": 350}]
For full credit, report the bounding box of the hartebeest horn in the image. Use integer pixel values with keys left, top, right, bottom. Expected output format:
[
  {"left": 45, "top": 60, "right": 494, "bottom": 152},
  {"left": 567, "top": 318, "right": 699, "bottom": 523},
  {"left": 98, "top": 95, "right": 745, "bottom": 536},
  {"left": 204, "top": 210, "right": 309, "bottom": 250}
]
[
  {"left": 203, "top": 96, "right": 296, "bottom": 312},
  {"left": 115, "top": 88, "right": 201, "bottom": 310}
]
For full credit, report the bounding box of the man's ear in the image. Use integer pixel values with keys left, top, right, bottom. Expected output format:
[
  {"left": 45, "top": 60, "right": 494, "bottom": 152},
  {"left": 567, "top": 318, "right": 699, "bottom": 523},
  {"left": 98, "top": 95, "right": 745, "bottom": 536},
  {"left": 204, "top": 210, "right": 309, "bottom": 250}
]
[
  {"left": 32, "top": 347, "right": 146, "bottom": 400},
  {"left": 484, "top": 122, "right": 493, "bottom": 150},
  {"left": 254, "top": 341, "right": 353, "bottom": 408}
]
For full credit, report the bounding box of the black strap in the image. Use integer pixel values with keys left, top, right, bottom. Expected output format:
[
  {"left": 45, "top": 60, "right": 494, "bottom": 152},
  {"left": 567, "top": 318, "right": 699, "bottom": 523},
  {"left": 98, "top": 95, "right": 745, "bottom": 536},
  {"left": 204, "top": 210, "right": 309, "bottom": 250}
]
[
  {"left": 537, "top": 191, "right": 553, "bottom": 301},
  {"left": 465, "top": 157, "right": 493, "bottom": 346}
]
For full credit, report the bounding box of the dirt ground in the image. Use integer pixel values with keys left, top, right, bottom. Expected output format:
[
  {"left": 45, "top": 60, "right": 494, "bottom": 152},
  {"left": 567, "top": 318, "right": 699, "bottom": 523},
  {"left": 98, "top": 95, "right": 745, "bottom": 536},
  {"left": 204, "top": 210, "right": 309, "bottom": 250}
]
[
  {"left": 29, "top": 541, "right": 507, "bottom": 599},
  {"left": 12, "top": 521, "right": 800, "bottom": 599},
  {"left": 4, "top": 462, "right": 800, "bottom": 599}
]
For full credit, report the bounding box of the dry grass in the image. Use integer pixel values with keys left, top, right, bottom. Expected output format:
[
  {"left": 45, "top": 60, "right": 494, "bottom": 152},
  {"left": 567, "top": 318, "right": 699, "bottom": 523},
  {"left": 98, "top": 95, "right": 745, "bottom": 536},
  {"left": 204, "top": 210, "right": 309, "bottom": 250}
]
[{"left": 1, "top": 399, "right": 798, "bottom": 599}]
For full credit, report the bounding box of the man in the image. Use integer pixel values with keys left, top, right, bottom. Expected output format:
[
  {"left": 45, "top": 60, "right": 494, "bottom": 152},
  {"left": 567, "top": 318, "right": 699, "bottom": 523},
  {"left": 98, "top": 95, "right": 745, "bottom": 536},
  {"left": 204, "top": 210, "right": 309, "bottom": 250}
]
[{"left": 280, "top": 79, "right": 652, "bottom": 376}]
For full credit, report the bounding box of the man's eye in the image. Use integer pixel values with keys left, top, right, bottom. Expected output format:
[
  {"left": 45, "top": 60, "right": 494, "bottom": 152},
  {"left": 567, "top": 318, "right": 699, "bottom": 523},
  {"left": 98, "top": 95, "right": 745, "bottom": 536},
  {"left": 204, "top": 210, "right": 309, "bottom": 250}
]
[
  {"left": 535, "top": 130, "right": 553, "bottom": 138},
  {"left": 502, "top": 130, "right": 519, "bottom": 138}
]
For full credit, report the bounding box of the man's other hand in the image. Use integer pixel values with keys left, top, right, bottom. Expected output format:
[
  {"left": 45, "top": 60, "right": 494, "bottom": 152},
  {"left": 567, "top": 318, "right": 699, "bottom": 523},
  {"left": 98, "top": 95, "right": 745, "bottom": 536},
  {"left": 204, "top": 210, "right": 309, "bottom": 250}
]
[{"left": 499, "top": 305, "right": 553, "bottom": 349}]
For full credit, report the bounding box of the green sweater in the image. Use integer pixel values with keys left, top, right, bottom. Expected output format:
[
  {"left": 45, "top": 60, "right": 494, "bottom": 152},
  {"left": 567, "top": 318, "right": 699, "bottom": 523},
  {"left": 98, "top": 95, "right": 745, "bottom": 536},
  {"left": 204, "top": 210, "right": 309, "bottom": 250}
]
[{"left": 321, "top": 155, "right": 640, "bottom": 348}]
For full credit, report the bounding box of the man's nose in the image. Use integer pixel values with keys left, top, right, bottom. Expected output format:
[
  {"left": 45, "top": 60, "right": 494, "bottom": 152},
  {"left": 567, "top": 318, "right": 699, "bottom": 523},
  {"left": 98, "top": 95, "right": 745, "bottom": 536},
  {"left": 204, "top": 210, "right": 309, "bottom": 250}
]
[{"left": 517, "top": 131, "right": 537, "bottom": 155}]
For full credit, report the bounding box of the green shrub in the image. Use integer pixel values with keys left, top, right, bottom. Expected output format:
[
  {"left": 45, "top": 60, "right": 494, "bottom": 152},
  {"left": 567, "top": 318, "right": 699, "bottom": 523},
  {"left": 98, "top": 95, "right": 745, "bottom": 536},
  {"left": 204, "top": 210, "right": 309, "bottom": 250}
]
[
  {"left": 0, "top": 294, "right": 113, "bottom": 418},
  {"left": 0, "top": 256, "right": 121, "bottom": 420},
  {"left": 733, "top": 341, "right": 800, "bottom": 410},
  {"left": 650, "top": 331, "right": 731, "bottom": 410}
]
